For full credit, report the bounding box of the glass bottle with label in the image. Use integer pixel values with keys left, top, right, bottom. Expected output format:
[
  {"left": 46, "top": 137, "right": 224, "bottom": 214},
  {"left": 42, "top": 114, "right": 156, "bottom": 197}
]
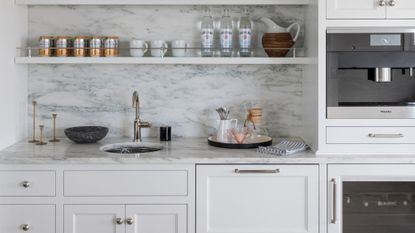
[
  {"left": 238, "top": 8, "right": 253, "bottom": 57},
  {"left": 220, "top": 9, "right": 233, "bottom": 57},
  {"left": 201, "top": 8, "right": 215, "bottom": 57}
]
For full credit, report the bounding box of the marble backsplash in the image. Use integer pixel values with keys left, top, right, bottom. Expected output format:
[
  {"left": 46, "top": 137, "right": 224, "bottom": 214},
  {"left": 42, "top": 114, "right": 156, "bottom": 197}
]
[{"left": 28, "top": 5, "right": 305, "bottom": 139}]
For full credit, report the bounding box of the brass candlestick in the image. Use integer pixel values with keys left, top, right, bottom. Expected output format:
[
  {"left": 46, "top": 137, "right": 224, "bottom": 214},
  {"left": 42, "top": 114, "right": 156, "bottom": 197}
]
[
  {"left": 49, "top": 113, "right": 60, "bottom": 142},
  {"left": 28, "top": 101, "right": 39, "bottom": 143},
  {"left": 36, "top": 125, "right": 47, "bottom": 146}
]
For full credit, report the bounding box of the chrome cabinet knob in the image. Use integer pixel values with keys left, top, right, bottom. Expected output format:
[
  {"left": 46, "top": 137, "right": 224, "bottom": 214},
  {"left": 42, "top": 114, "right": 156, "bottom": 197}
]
[
  {"left": 21, "top": 224, "right": 30, "bottom": 231},
  {"left": 388, "top": 0, "right": 396, "bottom": 6},
  {"left": 21, "top": 181, "right": 31, "bottom": 188},
  {"left": 115, "top": 218, "right": 124, "bottom": 225},
  {"left": 126, "top": 217, "right": 134, "bottom": 225},
  {"left": 378, "top": 0, "right": 386, "bottom": 6}
]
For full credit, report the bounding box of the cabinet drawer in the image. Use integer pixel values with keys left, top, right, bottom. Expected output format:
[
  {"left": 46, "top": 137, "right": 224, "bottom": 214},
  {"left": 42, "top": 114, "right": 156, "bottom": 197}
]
[
  {"left": 197, "top": 165, "right": 319, "bottom": 233},
  {"left": 0, "top": 205, "right": 55, "bottom": 233},
  {"left": 327, "top": 127, "right": 415, "bottom": 144},
  {"left": 64, "top": 170, "right": 188, "bottom": 196},
  {"left": 0, "top": 171, "right": 55, "bottom": 196}
]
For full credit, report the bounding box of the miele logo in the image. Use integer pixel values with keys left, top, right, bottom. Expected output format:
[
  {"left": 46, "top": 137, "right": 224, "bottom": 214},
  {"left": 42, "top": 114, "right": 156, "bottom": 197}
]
[{"left": 380, "top": 110, "right": 392, "bottom": 114}]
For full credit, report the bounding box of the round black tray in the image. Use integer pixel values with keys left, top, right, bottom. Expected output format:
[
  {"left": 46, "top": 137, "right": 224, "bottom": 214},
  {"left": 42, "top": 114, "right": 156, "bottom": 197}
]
[{"left": 208, "top": 136, "right": 272, "bottom": 149}]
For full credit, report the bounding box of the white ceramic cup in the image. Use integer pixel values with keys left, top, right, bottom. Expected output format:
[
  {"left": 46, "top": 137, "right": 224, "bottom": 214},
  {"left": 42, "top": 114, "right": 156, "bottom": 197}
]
[
  {"left": 130, "top": 39, "right": 148, "bottom": 57},
  {"left": 151, "top": 40, "right": 169, "bottom": 57},
  {"left": 172, "top": 40, "right": 187, "bottom": 57}
]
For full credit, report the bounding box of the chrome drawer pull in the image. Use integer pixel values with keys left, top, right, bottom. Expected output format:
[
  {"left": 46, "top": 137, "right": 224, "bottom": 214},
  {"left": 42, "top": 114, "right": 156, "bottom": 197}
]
[
  {"left": 21, "top": 181, "right": 31, "bottom": 188},
  {"left": 368, "top": 133, "right": 404, "bottom": 138},
  {"left": 388, "top": 0, "right": 396, "bottom": 6},
  {"left": 126, "top": 217, "right": 134, "bottom": 225},
  {"left": 234, "top": 169, "right": 280, "bottom": 174},
  {"left": 21, "top": 224, "right": 30, "bottom": 231},
  {"left": 330, "top": 178, "right": 337, "bottom": 224},
  {"left": 115, "top": 218, "right": 124, "bottom": 225}
]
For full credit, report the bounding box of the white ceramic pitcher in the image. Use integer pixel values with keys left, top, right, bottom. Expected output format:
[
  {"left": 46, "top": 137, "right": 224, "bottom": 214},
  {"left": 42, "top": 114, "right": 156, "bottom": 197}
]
[
  {"left": 260, "top": 17, "right": 301, "bottom": 42},
  {"left": 216, "top": 119, "right": 238, "bottom": 143}
]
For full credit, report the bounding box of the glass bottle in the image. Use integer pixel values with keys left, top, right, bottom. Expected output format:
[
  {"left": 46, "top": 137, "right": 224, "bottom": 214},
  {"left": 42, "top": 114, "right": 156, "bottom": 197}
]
[
  {"left": 201, "top": 8, "right": 215, "bottom": 57},
  {"left": 238, "top": 8, "right": 253, "bottom": 57},
  {"left": 219, "top": 9, "right": 233, "bottom": 57}
]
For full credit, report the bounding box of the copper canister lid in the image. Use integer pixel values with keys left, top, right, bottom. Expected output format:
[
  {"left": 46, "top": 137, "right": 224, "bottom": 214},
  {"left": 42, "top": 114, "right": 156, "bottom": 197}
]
[
  {"left": 39, "top": 36, "right": 55, "bottom": 39},
  {"left": 74, "top": 36, "right": 89, "bottom": 39}
]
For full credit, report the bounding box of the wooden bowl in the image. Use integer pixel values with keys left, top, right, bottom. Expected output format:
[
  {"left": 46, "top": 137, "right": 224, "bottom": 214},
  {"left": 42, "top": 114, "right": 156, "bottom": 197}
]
[{"left": 262, "top": 33, "right": 295, "bottom": 57}]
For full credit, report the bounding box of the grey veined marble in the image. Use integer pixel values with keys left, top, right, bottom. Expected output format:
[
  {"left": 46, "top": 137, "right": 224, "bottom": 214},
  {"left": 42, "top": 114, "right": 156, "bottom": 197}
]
[{"left": 28, "top": 5, "right": 305, "bottom": 139}]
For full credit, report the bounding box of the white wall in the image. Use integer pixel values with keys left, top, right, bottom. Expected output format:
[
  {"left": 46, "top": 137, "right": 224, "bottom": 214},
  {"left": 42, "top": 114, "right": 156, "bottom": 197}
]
[{"left": 0, "top": 1, "right": 28, "bottom": 150}]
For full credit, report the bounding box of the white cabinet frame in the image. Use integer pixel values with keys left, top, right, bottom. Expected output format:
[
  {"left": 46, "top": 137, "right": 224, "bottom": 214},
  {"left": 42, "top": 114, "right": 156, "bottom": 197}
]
[{"left": 328, "top": 164, "right": 415, "bottom": 233}]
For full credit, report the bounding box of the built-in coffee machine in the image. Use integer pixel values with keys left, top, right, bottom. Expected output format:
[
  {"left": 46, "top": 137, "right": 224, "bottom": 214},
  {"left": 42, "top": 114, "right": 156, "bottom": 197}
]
[{"left": 327, "top": 28, "right": 415, "bottom": 119}]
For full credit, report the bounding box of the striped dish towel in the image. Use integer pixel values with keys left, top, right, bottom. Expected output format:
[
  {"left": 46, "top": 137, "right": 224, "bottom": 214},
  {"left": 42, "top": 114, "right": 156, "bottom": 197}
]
[{"left": 258, "top": 138, "right": 307, "bottom": 156}]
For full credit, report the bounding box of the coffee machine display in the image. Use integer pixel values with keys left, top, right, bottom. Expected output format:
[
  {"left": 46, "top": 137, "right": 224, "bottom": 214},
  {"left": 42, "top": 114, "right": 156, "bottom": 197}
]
[{"left": 327, "top": 28, "right": 415, "bottom": 119}]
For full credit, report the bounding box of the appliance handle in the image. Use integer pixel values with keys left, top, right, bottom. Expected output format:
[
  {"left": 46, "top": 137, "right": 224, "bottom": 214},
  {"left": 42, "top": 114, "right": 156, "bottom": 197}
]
[
  {"left": 368, "top": 133, "right": 404, "bottom": 138},
  {"left": 330, "top": 178, "right": 337, "bottom": 224},
  {"left": 234, "top": 169, "right": 280, "bottom": 174}
]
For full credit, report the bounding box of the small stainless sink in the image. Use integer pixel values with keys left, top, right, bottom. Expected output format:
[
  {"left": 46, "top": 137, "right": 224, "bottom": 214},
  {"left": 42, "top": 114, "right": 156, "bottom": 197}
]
[{"left": 100, "top": 142, "right": 163, "bottom": 154}]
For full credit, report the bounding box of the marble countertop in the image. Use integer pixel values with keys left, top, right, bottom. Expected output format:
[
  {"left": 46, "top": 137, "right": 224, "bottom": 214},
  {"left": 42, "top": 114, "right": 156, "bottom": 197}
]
[{"left": 1, "top": 137, "right": 415, "bottom": 165}]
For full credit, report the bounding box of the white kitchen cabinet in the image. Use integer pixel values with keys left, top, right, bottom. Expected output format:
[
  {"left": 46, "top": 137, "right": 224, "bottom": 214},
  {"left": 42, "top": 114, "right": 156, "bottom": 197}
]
[
  {"left": 0, "top": 170, "right": 55, "bottom": 196},
  {"left": 387, "top": 0, "right": 415, "bottom": 19},
  {"left": 126, "top": 205, "right": 187, "bottom": 233},
  {"left": 196, "top": 164, "right": 319, "bottom": 233},
  {"left": 63, "top": 170, "right": 188, "bottom": 197},
  {"left": 0, "top": 205, "right": 55, "bottom": 233},
  {"left": 327, "top": 0, "right": 415, "bottom": 19},
  {"left": 328, "top": 164, "right": 415, "bottom": 233},
  {"left": 327, "top": 0, "right": 386, "bottom": 19},
  {"left": 65, "top": 204, "right": 187, "bottom": 233},
  {"left": 64, "top": 205, "right": 126, "bottom": 233},
  {"left": 326, "top": 126, "right": 415, "bottom": 144}
]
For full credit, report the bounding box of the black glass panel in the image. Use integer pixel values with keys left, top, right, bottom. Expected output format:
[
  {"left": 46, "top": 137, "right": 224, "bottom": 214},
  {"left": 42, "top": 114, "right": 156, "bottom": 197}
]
[{"left": 343, "top": 182, "right": 415, "bottom": 233}]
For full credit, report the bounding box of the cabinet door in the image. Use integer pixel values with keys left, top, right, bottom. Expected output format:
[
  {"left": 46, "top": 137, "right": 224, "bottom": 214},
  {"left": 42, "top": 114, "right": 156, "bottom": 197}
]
[
  {"left": 327, "top": 0, "right": 386, "bottom": 19},
  {"left": 328, "top": 164, "right": 415, "bottom": 233},
  {"left": 197, "top": 165, "right": 319, "bottom": 233},
  {"left": 125, "top": 205, "right": 187, "bottom": 233},
  {"left": 64, "top": 205, "right": 125, "bottom": 233},
  {"left": 387, "top": 0, "right": 415, "bottom": 19},
  {"left": 0, "top": 205, "right": 55, "bottom": 233}
]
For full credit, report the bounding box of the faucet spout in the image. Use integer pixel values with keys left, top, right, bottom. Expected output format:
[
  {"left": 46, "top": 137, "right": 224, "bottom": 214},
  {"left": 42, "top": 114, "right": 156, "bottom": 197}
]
[
  {"left": 132, "top": 91, "right": 151, "bottom": 143},
  {"left": 132, "top": 91, "right": 139, "bottom": 119}
]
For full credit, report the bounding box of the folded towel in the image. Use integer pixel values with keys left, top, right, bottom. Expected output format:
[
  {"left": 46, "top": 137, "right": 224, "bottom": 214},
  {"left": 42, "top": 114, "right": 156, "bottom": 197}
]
[{"left": 258, "top": 138, "right": 307, "bottom": 156}]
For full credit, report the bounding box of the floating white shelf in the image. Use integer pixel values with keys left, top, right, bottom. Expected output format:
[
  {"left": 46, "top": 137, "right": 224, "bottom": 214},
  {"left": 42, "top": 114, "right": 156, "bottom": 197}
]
[
  {"left": 15, "top": 0, "right": 309, "bottom": 5},
  {"left": 14, "top": 57, "right": 312, "bottom": 65}
]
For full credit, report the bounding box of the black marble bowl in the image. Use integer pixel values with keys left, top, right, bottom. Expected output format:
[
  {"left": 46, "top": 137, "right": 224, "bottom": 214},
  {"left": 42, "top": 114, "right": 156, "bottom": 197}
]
[{"left": 64, "top": 126, "right": 109, "bottom": 144}]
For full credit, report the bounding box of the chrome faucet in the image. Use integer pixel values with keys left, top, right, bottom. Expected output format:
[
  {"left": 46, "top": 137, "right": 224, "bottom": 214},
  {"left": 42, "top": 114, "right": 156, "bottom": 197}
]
[{"left": 132, "top": 91, "right": 151, "bottom": 143}]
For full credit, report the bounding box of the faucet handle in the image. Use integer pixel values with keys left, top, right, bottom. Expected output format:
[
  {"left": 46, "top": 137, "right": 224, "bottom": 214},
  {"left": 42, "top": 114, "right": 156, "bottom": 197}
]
[{"left": 140, "top": 122, "right": 151, "bottom": 128}]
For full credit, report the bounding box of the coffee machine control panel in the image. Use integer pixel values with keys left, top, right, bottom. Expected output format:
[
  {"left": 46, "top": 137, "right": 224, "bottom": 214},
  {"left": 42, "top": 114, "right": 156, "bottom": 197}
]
[{"left": 370, "top": 34, "right": 401, "bottom": 46}]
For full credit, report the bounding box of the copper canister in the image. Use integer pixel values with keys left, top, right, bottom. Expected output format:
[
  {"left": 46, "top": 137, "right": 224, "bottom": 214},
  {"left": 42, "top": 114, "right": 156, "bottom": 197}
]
[
  {"left": 104, "top": 36, "right": 119, "bottom": 57},
  {"left": 56, "top": 36, "right": 72, "bottom": 57},
  {"left": 39, "top": 36, "right": 55, "bottom": 57},
  {"left": 90, "top": 37, "right": 103, "bottom": 57},
  {"left": 73, "top": 36, "right": 88, "bottom": 57}
]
